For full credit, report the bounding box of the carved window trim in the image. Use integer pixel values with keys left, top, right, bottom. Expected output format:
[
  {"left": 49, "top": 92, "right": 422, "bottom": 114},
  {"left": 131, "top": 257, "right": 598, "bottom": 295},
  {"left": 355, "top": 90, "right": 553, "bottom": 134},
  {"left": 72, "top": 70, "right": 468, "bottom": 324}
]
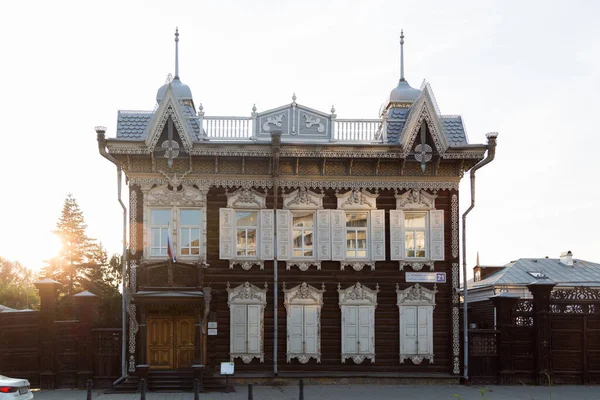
[
  {"left": 391, "top": 189, "right": 443, "bottom": 271},
  {"left": 283, "top": 282, "right": 325, "bottom": 364},
  {"left": 333, "top": 190, "right": 385, "bottom": 270},
  {"left": 396, "top": 283, "right": 437, "bottom": 365},
  {"left": 338, "top": 282, "right": 379, "bottom": 364},
  {"left": 227, "top": 281, "right": 268, "bottom": 364},
  {"left": 142, "top": 183, "right": 207, "bottom": 263}
]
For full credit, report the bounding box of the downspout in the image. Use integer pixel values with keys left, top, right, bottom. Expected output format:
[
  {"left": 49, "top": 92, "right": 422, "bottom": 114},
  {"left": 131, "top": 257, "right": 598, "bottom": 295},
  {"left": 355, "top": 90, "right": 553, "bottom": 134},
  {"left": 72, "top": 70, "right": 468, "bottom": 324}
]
[
  {"left": 96, "top": 126, "right": 129, "bottom": 385},
  {"left": 461, "top": 132, "right": 497, "bottom": 382},
  {"left": 271, "top": 131, "right": 282, "bottom": 376}
]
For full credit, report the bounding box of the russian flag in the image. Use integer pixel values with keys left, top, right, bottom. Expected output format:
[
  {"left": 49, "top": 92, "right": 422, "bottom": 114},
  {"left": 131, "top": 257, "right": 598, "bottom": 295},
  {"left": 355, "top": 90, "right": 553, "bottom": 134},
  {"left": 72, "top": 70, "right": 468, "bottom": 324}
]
[{"left": 167, "top": 223, "right": 177, "bottom": 263}]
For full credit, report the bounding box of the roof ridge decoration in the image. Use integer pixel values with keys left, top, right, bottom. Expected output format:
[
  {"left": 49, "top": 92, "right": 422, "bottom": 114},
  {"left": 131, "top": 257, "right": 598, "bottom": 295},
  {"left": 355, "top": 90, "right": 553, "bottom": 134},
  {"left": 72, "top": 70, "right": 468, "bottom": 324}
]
[
  {"left": 400, "top": 88, "right": 449, "bottom": 158},
  {"left": 145, "top": 89, "right": 194, "bottom": 153}
]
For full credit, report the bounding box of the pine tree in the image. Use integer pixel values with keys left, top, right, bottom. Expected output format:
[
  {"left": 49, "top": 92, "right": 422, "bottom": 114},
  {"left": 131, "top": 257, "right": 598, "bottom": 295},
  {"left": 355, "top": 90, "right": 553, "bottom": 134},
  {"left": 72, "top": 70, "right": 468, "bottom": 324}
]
[{"left": 43, "top": 194, "right": 107, "bottom": 297}]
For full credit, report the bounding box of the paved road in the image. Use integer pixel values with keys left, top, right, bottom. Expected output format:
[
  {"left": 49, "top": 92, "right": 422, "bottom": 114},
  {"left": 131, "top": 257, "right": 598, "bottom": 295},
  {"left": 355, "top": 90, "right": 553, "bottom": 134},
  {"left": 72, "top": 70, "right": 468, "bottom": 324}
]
[{"left": 31, "top": 385, "right": 600, "bottom": 400}]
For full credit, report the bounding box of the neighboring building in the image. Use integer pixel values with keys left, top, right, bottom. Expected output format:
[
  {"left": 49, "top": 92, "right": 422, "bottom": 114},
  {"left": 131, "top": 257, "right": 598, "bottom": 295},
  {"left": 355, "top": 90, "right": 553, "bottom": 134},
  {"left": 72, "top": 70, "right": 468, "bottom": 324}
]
[
  {"left": 97, "top": 30, "right": 495, "bottom": 383},
  {"left": 464, "top": 251, "right": 600, "bottom": 329}
]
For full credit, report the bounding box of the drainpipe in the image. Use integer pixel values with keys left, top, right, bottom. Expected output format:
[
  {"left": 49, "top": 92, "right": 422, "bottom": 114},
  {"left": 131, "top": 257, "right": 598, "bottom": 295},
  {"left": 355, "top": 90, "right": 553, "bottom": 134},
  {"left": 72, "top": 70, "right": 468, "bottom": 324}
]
[
  {"left": 461, "top": 132, "right": 498, "bottom": 382},
  {"left": 96, "top": 126, "right": 129, "bottom": 384},
  {"left": 270, "top": 131, "right": 282, "bottom": 376}
]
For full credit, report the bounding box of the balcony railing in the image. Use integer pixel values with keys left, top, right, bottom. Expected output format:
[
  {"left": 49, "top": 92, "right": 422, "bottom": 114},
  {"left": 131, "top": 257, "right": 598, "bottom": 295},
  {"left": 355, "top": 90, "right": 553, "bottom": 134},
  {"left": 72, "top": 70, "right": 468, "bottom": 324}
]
[{"left": 193, "top": 115, "right": 384, "bottom": 143}]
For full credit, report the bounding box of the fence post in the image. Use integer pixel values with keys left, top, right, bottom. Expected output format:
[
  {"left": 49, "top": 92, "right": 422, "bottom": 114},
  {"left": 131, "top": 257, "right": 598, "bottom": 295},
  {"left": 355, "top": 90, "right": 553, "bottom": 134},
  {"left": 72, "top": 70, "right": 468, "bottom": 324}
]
[
  {"left": 86, "top": 379, "right": 93, "bottom": 400},
  {"left": 491, "top": 292, "right": 520, "bottom": 385},
  {"left": 299, "top": 379, "right": 304, "bottom": 400},
  {"left": 527, "top": 280, "right": 556, "bottom": 385},
  {"left": 248, "top": 383, "right": 253, "bottom": 400},
  {"left": 33, "top": 278, "right": 62, "bottom": 390}
]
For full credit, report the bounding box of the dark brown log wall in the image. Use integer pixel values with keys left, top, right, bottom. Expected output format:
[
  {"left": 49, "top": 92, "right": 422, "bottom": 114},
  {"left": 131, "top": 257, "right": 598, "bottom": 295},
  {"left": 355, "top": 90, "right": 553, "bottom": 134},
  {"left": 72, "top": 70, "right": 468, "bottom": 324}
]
[{"left": 204, "top": 187, "right": 458, "bottom": 376}]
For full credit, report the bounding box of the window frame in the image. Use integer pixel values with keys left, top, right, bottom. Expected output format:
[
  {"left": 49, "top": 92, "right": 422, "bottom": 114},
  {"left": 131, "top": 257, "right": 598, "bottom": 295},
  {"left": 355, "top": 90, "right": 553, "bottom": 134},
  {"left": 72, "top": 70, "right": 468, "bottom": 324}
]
[
  {"left": 403, "top": 211, "right": 428, "bottom": 260},
  {"left": 149, "top": 208, "right": 172, "bottom": 258},
  {"left": 344, "top": 211, "right": 370, "bottom": 260},
  {"left": 235, "top": 210, "right": 259, "bottom": 259},
  {"left": 178, "top": 208, "right": 202, "bottom": 257},
  {"left": 291, "top": 210, "right": 316, "bottom": 259}
]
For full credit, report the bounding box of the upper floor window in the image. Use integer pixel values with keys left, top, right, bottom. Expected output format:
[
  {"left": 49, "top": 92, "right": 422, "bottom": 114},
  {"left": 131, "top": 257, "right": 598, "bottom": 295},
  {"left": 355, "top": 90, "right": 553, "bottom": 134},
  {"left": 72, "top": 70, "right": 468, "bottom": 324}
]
[
  {"left": 220, "top": 188, "right": 274, "bottom": 270},
  {"left": 144, "top": 180, "right": 207, "bottom": 261},
  {"left": 180, "top": 209, "right": 201, "bottom": 256},
  {"left": 150, "top": 209, "right": 171, "bottom": 257},
  {"left": 391, "top": 189, "right": 444, "bottom": 271},
  {"left": 292, "top": 211, "right": 314, "bottom": 258},
  {"left": 345, "top": 212, "right": 368, "bottom": 259},
  {"left": 236, "top": 211, "right": 258, "bottom": 257}
]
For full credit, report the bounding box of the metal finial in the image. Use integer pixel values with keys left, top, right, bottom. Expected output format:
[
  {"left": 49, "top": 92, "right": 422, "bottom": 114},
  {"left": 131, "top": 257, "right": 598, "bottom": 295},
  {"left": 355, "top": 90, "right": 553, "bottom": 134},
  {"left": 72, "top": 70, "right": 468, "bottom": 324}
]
[
  {"left": 330, "top": 105, "right": 336, "bottom": 114},
  {"left": 174, "top": 27, "right": 180, "bottom": 79},
  {"left": 292, "top": 93, "right": 297, "bottom": 103},
  {"left": 252, "top": 103, "right": 257, "bottom": 113},
  {"left": 400, "top": 30, "right": 405, "bottom": 82}
]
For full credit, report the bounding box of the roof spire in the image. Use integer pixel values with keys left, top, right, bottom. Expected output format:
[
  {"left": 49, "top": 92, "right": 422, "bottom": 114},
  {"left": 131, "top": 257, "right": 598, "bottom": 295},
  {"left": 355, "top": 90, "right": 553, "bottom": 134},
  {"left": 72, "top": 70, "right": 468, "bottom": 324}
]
[
  {"left": 400, "top": 30, "right": 405, "bottom": 82},
  {"left": 476, "top": 251, "right": 480, "bottom": 266},
  {"left": 174, "top": 27, "right": 180, "bottom": 80}
]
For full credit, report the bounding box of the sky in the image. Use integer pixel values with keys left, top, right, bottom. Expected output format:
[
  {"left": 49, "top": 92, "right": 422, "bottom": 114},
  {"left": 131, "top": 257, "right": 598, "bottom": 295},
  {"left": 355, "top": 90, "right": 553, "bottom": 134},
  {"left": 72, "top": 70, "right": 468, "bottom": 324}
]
[{"left": 0, "top": 0, "right": 598, "bottom": 278}]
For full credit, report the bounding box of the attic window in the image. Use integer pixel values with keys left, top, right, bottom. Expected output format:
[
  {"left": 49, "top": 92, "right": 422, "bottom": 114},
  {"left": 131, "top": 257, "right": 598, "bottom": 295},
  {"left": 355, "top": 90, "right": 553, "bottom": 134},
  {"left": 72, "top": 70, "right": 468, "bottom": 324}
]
[{"left": 527, "top": 271, "right": 547, "bottom": 279}]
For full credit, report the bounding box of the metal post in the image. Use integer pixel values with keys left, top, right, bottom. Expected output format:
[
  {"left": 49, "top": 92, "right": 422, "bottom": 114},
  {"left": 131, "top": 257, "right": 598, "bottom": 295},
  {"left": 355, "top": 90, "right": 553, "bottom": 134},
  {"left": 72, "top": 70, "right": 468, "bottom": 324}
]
[
  {"left": 194, "top": 378, "right": 199, "bottom": 400},
  {"left": 140, "top": 378, "right": 146, "bottom": 400},
  {"left": 86, "top": 379, "right": 93, "bottom": 400},
  {"left": 299, "top": 379, "right": 304, "bottom": 400},
  {"left": 248, "top": 383, "right": 253, "bottom": 400}
]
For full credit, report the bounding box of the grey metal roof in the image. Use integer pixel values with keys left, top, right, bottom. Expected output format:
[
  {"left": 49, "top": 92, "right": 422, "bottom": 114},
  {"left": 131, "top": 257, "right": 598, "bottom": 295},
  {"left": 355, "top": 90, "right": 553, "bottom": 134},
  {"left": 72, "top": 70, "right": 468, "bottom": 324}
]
[
  {"left": 116, "top": 111, "right": 153, "bottom": 139},
  {"left": 180, "top": 103, "right": 203, "bottom": 140},
  {"left": 386, "top": 107, "right": 409, "bottom": 144},
  {"left": 467, "top": 258, "right": 600, "bottom": 289},
  {"left": 440, "top": 116, "right": 468, "bottom": 146}
]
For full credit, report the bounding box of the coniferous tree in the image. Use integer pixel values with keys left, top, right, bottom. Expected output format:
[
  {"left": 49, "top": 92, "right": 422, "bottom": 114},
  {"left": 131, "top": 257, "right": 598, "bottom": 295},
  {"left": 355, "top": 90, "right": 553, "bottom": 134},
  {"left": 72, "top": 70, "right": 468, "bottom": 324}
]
[{"left": 0, "top": 257, "right": 39, "bottom": 309}]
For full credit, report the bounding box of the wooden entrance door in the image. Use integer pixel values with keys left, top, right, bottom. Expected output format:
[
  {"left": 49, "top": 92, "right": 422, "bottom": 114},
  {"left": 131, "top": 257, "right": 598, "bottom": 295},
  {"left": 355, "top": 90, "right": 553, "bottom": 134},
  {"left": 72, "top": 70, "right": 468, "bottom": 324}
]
[{"left": 147, "top": 316, "right": 196, "bottom": 369}]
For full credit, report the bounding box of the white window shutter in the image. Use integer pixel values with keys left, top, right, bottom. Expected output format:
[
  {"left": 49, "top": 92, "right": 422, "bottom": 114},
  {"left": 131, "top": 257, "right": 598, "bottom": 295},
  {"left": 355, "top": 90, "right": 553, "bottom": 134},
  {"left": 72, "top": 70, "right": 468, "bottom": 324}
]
[
  {"left": 219, "top": 208, "right": 235, "bottom": 260},
  {"left": 358, "top": 306, "right": 373, "bottom": 354},
  {"left": 342, "top": 306, "right": 358, "bottom": 354},
  {"left": 417, "top": 306, "right": 432, "bottom": 355},
  {"left": 400, "top": 306, "right": 417, "bottom": 355},
  {"left": 260, "top": 210, "right": 275, "bottom": 260},
  {"left": 276, "top": 210, "right": 291, "bottom": 261},
  {"left": 231, "top": 305, "right": 247, "bottom": 353},
  {"left": 303, "top": 306, "right": 318, "bottom": 355},
  {"left": 370, "top": 210, "right": 385, "bottom": 261},
  {"left": 429, "top": 210, "right": 444, "bottom": 261},
  {"left": 316, "top": 210, "right": 331, "bottom": 260},
  {"left": 389, "top": 210, "right": 405, "bottom": 261},
  {"left": 288, "top": 305, "right": 304, "bottom": 354},
  {"left": 247, "top": 305, "right": 261, "bottom": 353},
  {"left": 331, "top": 210, "right": 345, "bottom": 261}
]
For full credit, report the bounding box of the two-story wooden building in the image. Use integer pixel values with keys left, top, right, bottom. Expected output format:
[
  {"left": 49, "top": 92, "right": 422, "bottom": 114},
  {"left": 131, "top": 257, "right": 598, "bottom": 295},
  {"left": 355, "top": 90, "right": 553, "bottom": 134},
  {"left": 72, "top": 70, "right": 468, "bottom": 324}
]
[{"left": 97, "top": 30, "right": 496, "bottom": 386}]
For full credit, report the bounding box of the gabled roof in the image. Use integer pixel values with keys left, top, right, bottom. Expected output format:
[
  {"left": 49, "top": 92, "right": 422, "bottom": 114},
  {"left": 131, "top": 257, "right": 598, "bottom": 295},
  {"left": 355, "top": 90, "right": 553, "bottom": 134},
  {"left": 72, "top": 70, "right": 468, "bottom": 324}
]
[{"left": 466, "top": 258, "right": 600, "bottom": 290}]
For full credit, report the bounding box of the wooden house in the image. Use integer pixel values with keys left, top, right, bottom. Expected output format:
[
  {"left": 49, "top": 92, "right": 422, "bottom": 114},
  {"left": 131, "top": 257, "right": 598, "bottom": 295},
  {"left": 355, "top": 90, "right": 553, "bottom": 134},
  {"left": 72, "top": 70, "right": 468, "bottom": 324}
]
[{"left": 97, "top": 30, "right": 496, "bottom": 385}]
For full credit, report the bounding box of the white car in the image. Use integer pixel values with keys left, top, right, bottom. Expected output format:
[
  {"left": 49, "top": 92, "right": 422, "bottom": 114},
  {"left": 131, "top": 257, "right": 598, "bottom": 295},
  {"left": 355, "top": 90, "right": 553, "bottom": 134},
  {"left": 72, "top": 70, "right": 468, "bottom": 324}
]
[{"left": 0, "top": 376, "right": 33, "bottom": 400}]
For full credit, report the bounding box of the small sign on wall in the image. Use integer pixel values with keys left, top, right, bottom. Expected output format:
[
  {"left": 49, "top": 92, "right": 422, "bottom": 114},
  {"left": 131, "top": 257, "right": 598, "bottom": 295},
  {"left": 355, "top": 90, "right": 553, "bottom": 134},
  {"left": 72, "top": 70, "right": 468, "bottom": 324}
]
[
  {"left": 208, "top": 322, "right": 218, "bottom": 329},
  {"left": 208, "top": 328, "right": 218, "bottom": 336},
  {"left": 221, "top": 362, "right": 235, "bottom": 375},
  {"left": 406, "top": 272, "right": 446, "bottom": 283}
]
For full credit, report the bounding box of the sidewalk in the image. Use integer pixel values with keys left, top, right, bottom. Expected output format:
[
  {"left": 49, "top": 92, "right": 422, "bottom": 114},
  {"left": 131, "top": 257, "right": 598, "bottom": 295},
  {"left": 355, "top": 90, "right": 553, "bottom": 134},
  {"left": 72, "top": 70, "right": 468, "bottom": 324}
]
[{"left": 31, "top": 384, "right": 600, "bottom": 400}]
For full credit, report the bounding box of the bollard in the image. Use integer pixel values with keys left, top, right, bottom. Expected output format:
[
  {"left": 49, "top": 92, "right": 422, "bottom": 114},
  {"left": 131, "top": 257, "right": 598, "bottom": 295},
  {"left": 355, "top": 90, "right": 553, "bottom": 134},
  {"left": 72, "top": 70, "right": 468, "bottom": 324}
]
[
  {"left": 86, "top": 379, "right": 93, "bottom": 400},
  {"left": 140, "top": 378, "right": 146, "bottom": 400},
  {"left": 299, "top": 379, "right": 304, "bottom": 400},
  {"left": 194, "top": 378, "right": 200, "bottom": 400},
  {"left": 248, "top": 383, "right": 253, "bottom": 400}
]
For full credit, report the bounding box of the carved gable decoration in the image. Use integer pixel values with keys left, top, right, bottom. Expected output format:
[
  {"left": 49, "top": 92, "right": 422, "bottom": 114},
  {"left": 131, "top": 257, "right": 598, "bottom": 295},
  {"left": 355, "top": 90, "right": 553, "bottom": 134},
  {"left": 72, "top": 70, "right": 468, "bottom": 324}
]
[
  {"left": 226, "top": 188, "right": 267, "bottom": 209},
  {"left": 146, "top": 88, "right": 194, "bottom": 153},
  {"left": 256, "top": 101, "right": 332, "bottom": 143},
  {"left": 282, "top": 188, "right": 324, "bottom": 210},
  {"left": 400, "top": 91, "right": 448, "bottom": 158},
  {"left": 227, "top": 281, "right": 268, "bottom": 305},
  {"left": 338, "top": 282, "right": 379, "bottom": 306},
  {"left": 336, "top": 189, "right": 378, "bottom": 210},
  {"left": 395, "top": 189, "right": 437, "bottom": 210},
  {"left": 284, "top": 282, "right": 326, "bottom": 306},
  {"left": 147, "top": 183, "right": 205, "bottom": 207},
  {"left": 396, "top": 283, "right": 437, "bottom": 306}
]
